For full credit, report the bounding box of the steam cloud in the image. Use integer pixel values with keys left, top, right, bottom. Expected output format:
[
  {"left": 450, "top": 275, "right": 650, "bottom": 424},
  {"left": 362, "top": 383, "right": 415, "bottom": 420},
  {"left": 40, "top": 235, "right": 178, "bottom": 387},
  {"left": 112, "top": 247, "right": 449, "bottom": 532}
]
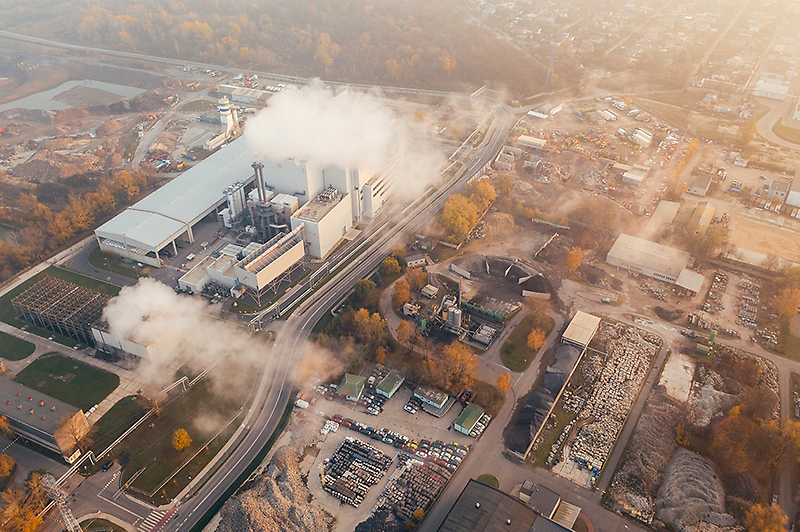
[
  {"left": 103, "top": 278, "right": 263, "bottom": 391},
  {"left": 244, "top": 82, "right": 447, "bottom": 199}
]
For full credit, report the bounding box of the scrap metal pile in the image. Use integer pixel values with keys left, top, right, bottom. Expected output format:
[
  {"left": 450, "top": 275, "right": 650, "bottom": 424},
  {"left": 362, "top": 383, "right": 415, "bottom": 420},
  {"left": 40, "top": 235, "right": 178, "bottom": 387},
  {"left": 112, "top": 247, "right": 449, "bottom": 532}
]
[
  {"left": 321, "top": 437, "right": 392, "bottom": 507},
  {"left": 702, "top": 271, "right": 727, "bottom": 314},
  {"left": 736, "top": 276, "right": 760, "bottom": 328},
  {"left": 373, "top": 454, "right": 452, "bottom": 522},
  {"left": 567, "top": 323, "right": 661, "bottom": 471}
]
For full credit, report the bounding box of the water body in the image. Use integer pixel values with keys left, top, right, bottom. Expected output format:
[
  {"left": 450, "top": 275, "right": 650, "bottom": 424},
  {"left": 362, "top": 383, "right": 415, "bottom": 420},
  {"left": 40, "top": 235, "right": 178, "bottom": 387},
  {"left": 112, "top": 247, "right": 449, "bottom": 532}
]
[{"left": 0, "top": 79, "right": 145, "bottom": 112}]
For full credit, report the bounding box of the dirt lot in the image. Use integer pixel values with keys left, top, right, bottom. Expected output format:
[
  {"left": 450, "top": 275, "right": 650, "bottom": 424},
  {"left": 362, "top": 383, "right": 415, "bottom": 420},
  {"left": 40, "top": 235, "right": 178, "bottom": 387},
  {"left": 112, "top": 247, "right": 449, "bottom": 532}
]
[{"left": 727, "top": 212, "right": 800, "bottom": 263}]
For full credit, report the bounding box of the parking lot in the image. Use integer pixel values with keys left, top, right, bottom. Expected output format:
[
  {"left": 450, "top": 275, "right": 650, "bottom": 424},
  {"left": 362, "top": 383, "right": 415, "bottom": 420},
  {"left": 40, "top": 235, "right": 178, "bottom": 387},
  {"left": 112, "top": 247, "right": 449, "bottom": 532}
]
[{"left": 303, "top": 370, "right": 480, "bottom": 531}]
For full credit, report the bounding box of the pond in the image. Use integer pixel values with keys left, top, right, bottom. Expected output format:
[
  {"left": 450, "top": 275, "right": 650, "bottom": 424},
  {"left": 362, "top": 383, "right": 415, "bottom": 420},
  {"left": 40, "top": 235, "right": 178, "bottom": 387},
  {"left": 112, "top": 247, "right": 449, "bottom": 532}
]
[{"left": 0, "top": 79, "right": 145, "bottom": 112}]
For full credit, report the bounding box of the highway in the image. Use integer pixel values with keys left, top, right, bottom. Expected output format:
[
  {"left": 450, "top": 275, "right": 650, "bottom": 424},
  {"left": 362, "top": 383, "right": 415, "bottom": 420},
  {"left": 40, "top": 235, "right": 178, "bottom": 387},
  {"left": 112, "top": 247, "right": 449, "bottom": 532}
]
[{"left": 158, "top": 103, "right": 514, "bottom": 532}]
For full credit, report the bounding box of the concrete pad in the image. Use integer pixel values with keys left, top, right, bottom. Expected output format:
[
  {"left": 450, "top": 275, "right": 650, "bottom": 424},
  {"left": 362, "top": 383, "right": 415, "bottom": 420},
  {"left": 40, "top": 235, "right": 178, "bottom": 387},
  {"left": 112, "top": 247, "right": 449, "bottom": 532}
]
[{"left": 658, "top": 352, "right": 695, "bottom": 403}]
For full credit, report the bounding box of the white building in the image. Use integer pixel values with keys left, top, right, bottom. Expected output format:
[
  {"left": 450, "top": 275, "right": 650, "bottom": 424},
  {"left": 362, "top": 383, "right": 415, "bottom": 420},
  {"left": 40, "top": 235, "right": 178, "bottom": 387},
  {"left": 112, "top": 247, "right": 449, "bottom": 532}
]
[
  {"left": 517, "top": 135, "right": 547, "bottom": 150},
  {"left": 632, "top": 128, "right": 653, "bottom": 147},
  {"left": 793, "top": 102, "right": 800, "bottom": 122},
  {"left": 688, "top": 174, "right": 712, "bottom": 196},
  {"left": 754, "top": 79, "right": 789, "bottom": 101},
  {"left": 291, "top": 186, "right": 353, "bottom": 258},
  {"left": 606, "top": 234, "right": 705, "bottom": 294}
]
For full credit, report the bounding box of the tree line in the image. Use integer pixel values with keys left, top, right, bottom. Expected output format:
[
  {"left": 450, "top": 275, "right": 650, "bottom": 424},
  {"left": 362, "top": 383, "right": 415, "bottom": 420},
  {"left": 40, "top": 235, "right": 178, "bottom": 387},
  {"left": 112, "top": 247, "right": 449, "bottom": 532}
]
[
  {"left": 0, "top": 169, "right": 155, "bottom": 281},
  {"left": 1, "top": 0, "right": 550, "bottom": 95}
]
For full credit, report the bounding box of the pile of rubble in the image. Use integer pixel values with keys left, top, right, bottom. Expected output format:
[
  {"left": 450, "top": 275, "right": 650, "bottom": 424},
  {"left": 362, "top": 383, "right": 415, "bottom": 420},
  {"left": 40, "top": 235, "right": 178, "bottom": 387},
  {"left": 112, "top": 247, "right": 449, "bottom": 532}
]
[
  {"left": 567, "top": 323, "right": 661, "bottom": 471},
  {"left": 321, "top": 437, "right": 392, "bottom": 507},
  {"left": 11, "top": 149, "right": 100, "bottom": 181},
  {"left": 373, "top": 454, "right": 451, "bottom": 522},
  {"left": 654, "top": 448, "right": 743, "bottom": 532},
  {"left": 217, "top": 446, "right": 334, "bottom": 532},
  {"left": 605, "top": 388, "right": 683, "bottom": 523}
]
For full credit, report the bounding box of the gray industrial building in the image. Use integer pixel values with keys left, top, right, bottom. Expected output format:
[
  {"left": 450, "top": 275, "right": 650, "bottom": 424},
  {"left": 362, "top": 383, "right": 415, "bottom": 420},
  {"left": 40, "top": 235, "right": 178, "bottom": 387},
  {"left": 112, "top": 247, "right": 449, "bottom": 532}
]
[
  {"left": 606, "top": 234, "right": 705, "bottom": 294},
  {"left": 0, "top": 379, "right": 90, "bottom": 462}
]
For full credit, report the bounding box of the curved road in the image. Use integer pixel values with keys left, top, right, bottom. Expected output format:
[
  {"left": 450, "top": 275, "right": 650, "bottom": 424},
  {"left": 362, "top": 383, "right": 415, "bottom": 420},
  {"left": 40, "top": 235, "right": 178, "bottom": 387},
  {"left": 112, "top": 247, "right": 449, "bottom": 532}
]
[{"left": 118, "top": 104, "right": 513, "bottom": 532}]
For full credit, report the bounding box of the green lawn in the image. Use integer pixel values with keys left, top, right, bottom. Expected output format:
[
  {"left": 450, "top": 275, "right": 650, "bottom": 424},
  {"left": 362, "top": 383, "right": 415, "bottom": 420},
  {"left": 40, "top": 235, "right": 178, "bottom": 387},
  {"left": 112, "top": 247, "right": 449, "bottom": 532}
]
[
  {"left": 529, "top": 404, "right": 575, "bottom": 467},
  {"left": 113, "top": 374, "right": 256, "bottom": 504},
  {"left": 0, "top": 331, "right": 35, "bottom": 361},
  {"left": 88, "top": 247, "right": 141, "bottom": 279},
  {"left": 772, "top": 119, "right": 800, "bottom": 145},
  {"left": 79, "top": 518, "right": 128, "bottom": 532},
  {"left": 501, "top": 314, "right": 555, "bottom": 372},
  {"left": 90, "top": 395, "right": 150, "bottom": 453},
  {"left": 476, "top": 474, "right": 499, "bottom": 489},
  {"left": 13, "top": 353, "right": 120, "bottom": 410}
]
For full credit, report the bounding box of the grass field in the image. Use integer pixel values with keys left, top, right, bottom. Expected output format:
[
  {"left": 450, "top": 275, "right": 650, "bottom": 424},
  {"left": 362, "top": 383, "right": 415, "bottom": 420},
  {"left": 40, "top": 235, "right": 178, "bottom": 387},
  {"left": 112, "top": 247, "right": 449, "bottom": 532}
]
[
  {"left": 529, "top": 404, "right": 575, "bottom": 467},
  {"left": 501, "top": 314, "right": 555, "bottom": 372},
  {"left": 0, "top": 331, "right": 36, "bottom": 361},
  {"left": 0, "top": 266, "right": 120, "bottom": 346},
  {"left": 79, "top": 518, "right": 127, "bottom": 532},
  {"left": 772, "top": 119, "right": 800, "bottom": 145},
  {"left": 114, "top": 374, "right": 257, "bottom": 504},
  {"left": 88, "top": 247, "right": 141, "bottom": 279},
  {"left": 90, "top": 395, "right": 150, "bottom": 453},
  {"left": 14, "top": 353, "right": 120, "bottom": 410},
  {"left": 476, "top": 474, "right": 499, "bottom": 489}
]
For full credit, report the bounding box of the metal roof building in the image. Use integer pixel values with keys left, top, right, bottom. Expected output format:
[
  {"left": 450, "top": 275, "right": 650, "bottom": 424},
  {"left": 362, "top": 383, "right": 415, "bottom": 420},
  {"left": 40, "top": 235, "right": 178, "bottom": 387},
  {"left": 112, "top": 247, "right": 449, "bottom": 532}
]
[
  {"left": 607, "top": 234, "right": 705, "bottom": 293},
  {"left": 95, "top": 137, "right": 258, "bottom": 266},
  {"left": 338, "top": 374, "right": 366, "bottom": 402},
  {"left": 376, "top": 370, "right": 404, "bottom": 399},
  {"left": 438, "top": 479, "right": 539, "bottom": 532},
  {"left": 561, "top": 311, "right": 600, "bottom": 349},
  {"left": 0, "top": 378, "right": 90, "bottom": 461}
]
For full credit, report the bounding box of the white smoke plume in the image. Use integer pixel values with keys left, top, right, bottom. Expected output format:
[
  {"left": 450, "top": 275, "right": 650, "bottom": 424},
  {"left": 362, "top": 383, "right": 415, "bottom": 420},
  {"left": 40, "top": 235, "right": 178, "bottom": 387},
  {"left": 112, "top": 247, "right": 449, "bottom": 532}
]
[
  {"left": 244, "top": 82, "right": 448, "bottom": 199},
  {"left": 102, "top": 278, "right": 264, "bottom": 391}
]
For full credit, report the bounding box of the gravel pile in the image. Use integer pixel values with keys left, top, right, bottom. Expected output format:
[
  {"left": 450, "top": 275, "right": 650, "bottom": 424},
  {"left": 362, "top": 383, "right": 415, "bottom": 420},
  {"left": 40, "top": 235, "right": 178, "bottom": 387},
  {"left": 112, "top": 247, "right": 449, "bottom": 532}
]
[
  {"left": 605, "top": 388, "right": 682, "bottom": 523},
  {"left": 217, "top": 446, "right": 334, "bottom": 532},
  {"left": 655, "top": 448, "right": 742, "bottom": 532}
]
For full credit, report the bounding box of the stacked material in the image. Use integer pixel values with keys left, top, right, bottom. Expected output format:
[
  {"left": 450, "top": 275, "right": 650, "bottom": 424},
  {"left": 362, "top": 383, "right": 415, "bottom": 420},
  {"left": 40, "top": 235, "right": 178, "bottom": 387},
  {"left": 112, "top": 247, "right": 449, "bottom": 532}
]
[
  {"left": 321, "top": 437, "right": 392, "bottom": 507},
  {"left": 374, "top": 454, "right": 451, "bottom": 521}
]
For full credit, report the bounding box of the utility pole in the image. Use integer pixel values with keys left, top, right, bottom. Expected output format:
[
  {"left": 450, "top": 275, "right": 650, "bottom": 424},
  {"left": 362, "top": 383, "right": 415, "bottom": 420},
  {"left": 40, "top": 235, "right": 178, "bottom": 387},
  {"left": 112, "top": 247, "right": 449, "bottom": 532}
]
[{"left": 42, "top": 473, "right": 82, "bottom": 532}]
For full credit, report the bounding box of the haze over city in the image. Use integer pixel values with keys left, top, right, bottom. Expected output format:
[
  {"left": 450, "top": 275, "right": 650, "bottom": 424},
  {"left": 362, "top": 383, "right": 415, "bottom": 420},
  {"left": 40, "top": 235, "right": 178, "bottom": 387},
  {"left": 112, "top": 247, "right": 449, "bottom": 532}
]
[{"left": 0, "top": 1, "right": 798, "bottom": 532}]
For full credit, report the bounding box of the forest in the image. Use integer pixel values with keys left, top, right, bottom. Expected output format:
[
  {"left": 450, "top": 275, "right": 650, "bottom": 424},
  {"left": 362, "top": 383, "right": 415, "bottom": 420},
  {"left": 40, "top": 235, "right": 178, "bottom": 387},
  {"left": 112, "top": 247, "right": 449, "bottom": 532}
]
[{"left": 0, "top": 0, "right": 549, "bottom": 96}]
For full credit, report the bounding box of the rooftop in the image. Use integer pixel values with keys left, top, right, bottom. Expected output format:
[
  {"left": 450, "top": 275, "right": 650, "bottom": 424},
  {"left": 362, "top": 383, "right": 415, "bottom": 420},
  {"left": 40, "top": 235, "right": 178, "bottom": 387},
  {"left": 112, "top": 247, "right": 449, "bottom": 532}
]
[
  {"left": 238, "top": 226, "right": 305, "bottom": 274},
  {"left": 0, "top": 377, "right": 82, "bottom": 436},
  {"left": 607, "top": 234, "right": 690, "bottom": 278},
  {"left": 455, "top": 403, "right": 485, "bottom": 430},
  {"left": 376, "top": 370, "right": 404, "bottom": 395},
  {"left": 438, "top": 479, "right": 538, "bottom": 532},
  {"left": 676, "top": 269, "right": 705, "bottom": 293},
  {"left": 562, "top": 311, "right": 601, "bottom": 348},
  {"left": 291, "top": 186, "right": 344, "bottom": 223},
  {"left": 95, "top": 137, "right": 257, "bottom": 250},
  {"left": 527, "top": 484, "right": 561, "bottom": 518},
  {"left": 414, "top": 386, "right": 449, "bottom": 407},
  {"left": 338, "top": 374, "right": 366, "bottom": 398}
]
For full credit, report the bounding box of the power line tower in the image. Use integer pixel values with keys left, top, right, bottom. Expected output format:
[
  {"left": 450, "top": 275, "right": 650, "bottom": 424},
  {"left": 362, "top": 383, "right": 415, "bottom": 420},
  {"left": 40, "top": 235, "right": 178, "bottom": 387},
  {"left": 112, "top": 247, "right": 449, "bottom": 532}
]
[{"left": 42, "top": 473, "right": 82, "bottom": 532}]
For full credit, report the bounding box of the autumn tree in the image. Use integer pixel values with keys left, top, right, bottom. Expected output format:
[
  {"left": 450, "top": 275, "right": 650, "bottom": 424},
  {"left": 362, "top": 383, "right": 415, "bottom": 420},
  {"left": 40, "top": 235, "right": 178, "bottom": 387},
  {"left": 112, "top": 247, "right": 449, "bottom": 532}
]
[
  {"left": 0, "top": 415, "right": 11, "bottom": 438},
  {"left": 527, "top": 329, "right": 546, "bottom": 351},
  {"left": 439, "top": 53, "right": 457, "bottom": 77},
  {"left": 381, "top": 256, "right": 401, "bottom": 275},
  {"left": 566, "top": 247, "right": 583, "bottom": 272},
  {"left": 413, "top": 508, "right": 425, "bottom": 522},
  {"left": 391, "top": 243, "right": 407, "bottom": 261},
  {"left": 172, "top": 428, "right": 192, "bottom": 451},
  {"left": 441, "top": 194, "right": 478, "bottom": 242},
  {"left": 467, "top": 180, "right": 497, "bottom": 211},
  {"left": 406, "top": 267, "right": 427, "bottom": 291},
  {"left": 353, "top": 308, "right": 386, "bottom": 347},
  {"left": 376, "top": 346, "right": 388, "bottom": 365},
  {"left": 397, "top": 320, "right": 413, "bottom": 345},
  {"left": 0, "top": 454, "right": 14, "bottom": 478},
  {"left": 393, "top": 278, "right": 410, "bottom": 308},
  {"left": 425, "top": 342, "right": 477, "bottom": 394},
  {"left": 526, "top": 298, "right": 552, "bottom": 330},
  {"left": 744, "top": 504, "right": 786, "bottom": 532},
  {"left": 497, "top": 373, "right": 511, "bottom": 394},
  {"left": 773, "top": 288, "right": 800, "bottom": 318}
]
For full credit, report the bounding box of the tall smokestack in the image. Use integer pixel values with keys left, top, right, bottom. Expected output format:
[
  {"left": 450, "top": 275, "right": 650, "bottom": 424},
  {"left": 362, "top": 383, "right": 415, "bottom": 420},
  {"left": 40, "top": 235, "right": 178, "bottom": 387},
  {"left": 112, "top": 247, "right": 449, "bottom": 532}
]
[{"left": 251, "top": 162, "right": 265, "bottom": 202}]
